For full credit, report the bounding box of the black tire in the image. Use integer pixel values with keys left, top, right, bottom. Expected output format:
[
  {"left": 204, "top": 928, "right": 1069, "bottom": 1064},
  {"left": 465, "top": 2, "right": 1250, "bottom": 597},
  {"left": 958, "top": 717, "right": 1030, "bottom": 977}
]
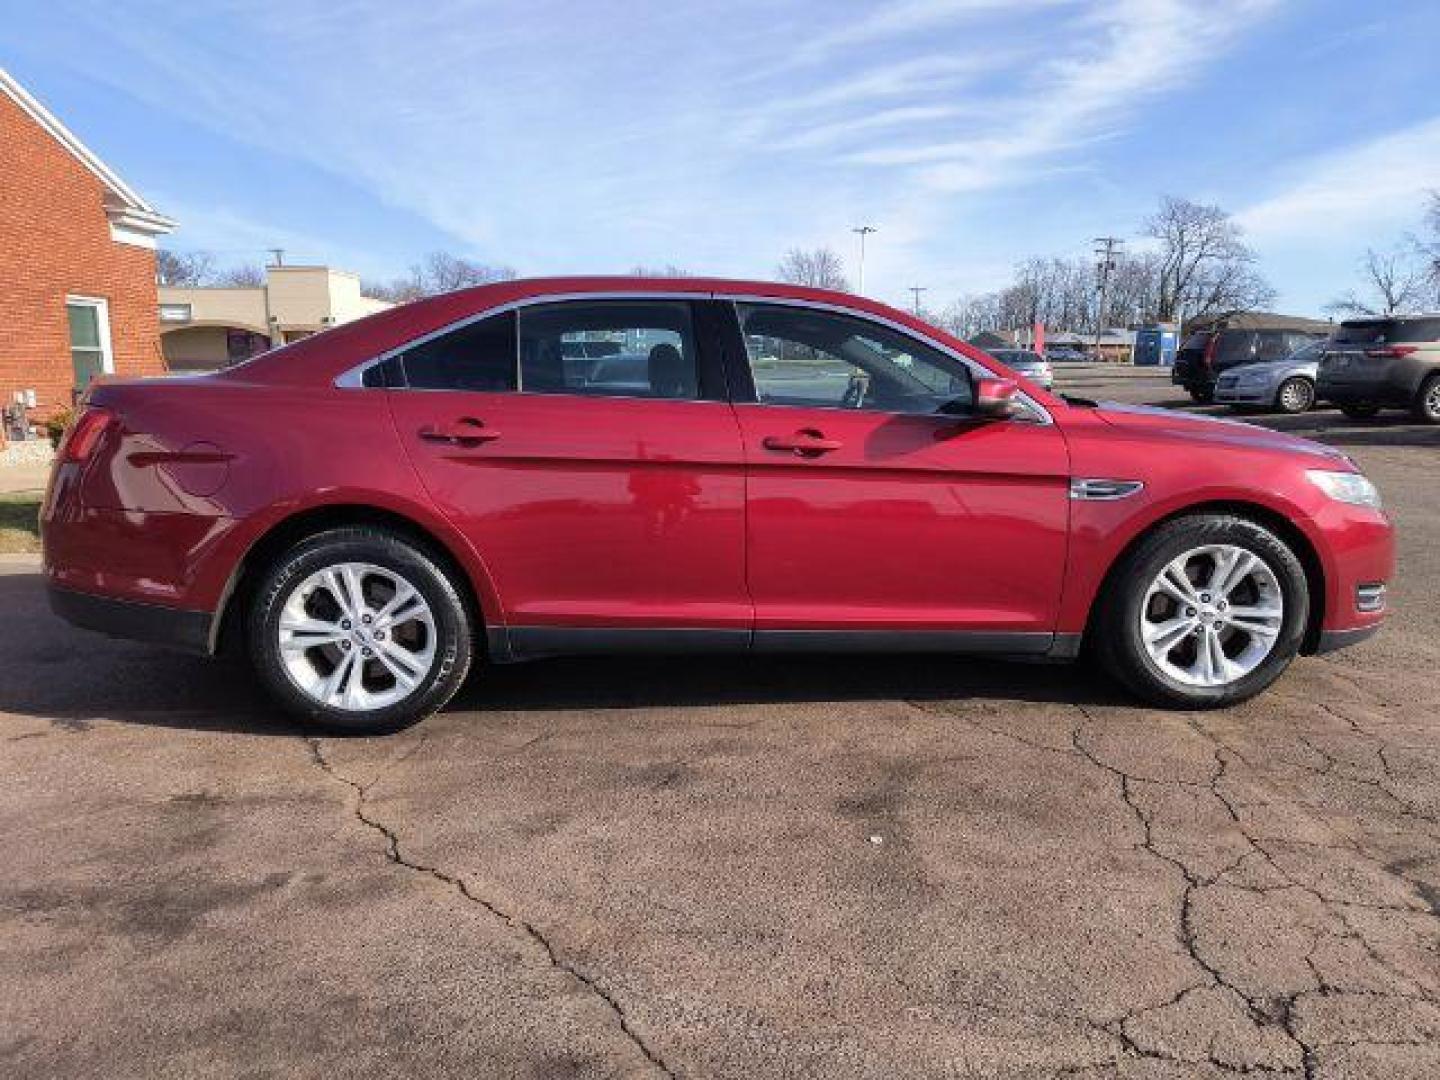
[
  {"left": 1411, "top": 374, "right": 1440, "bottom": 425},
  {"left": 1274, "top": 377, "right": 1315, "bottom": 415},
  {"left": 1339, "top": 401, "right": 1380, "bottom": 420},
  {"left": 1095, "top": 515, "right": 1309, "bottom": 709},
  {"left": 1188, "top": 387, "right": 1214, "bottom": 405},
  {"left": 247, "top": 527, "right": 473, "bottom": 734}
]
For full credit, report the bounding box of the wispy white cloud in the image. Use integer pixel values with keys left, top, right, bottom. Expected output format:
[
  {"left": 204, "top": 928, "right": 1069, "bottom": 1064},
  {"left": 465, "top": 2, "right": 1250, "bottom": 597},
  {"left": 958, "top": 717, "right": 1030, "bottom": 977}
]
[
  {"left": 843, "top": 0, "right": 1283, "bottom": 192},
  {"left": 1237, "top": 116, "right": 1440, "bottom": 241}
]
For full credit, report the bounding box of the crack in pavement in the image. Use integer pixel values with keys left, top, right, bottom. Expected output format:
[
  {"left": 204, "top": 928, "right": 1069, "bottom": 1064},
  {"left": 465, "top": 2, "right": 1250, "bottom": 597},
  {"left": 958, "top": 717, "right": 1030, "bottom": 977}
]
[
  {"left": 303, "top": 735, "right": 676, "bottom": 1078},
  {"left": 909, "top": 696, "right": 1440, "bottom": 1077}
]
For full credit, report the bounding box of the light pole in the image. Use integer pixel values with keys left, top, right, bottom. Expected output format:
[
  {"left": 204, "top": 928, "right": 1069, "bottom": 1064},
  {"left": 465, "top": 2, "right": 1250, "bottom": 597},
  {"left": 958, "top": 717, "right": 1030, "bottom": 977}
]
[{"left": 852, "top": 225, "right": 877, "bottom": 293}]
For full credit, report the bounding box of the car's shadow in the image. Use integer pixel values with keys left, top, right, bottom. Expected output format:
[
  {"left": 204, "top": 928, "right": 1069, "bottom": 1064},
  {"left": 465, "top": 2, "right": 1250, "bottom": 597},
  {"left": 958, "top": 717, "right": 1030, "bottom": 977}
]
[{"left": 0, "top": 570, "right": 1126, "bottom": 738}]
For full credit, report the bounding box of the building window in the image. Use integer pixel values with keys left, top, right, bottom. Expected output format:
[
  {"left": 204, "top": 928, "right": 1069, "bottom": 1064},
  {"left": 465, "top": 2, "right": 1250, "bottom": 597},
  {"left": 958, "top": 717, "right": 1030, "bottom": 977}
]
[{"left": 65, "top": 297, "right": 114, "bottom": 391}]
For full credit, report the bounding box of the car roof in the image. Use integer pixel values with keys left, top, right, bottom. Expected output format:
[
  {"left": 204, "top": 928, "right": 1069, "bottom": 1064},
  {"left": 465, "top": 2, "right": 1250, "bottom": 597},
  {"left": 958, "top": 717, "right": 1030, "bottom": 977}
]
[{"left": 219, "top": 276, "right": 995, "bottom": 387}]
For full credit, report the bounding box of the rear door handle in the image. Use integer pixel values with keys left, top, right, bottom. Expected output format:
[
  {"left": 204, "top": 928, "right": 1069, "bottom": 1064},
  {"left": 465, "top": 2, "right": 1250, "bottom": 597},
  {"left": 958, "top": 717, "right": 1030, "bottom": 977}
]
[
  {"left": 762, "top": 429, "right": 843, "bottom": 457},
  {"left": 418, "top": 418, "right": 501, "bottom": 446}
]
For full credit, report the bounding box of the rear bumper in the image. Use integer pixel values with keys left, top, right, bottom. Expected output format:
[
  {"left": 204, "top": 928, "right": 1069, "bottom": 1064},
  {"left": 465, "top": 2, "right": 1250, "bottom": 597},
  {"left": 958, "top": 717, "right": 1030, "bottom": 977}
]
[
  {"left": 47, "top": 585, "right": 213, "bottom": 655},
  {"left": 1316, "top": 377, "right": 1407, "bottom": 406}
]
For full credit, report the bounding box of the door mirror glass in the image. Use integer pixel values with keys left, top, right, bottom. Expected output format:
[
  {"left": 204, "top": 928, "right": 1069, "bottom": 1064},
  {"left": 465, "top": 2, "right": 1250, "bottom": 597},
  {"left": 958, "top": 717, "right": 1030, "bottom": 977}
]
[{"left": 973, "top": 377, "right": 1020, "bottom": 419}]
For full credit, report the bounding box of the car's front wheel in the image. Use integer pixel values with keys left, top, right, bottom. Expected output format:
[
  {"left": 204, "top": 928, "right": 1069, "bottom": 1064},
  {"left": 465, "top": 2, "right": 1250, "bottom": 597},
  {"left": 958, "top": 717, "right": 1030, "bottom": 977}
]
[
  {"left": 1096, "top": 515, "right": 1309, "bottom": 709},
  {"left": 248, "top": 527, "right": 473, "bottom": 733},
  {"left": 1274, "top": 376, "right": 1315, "bottom": 414},
  {"left": 1188, "top": 387, "right": 1214, "bottom": 405}
]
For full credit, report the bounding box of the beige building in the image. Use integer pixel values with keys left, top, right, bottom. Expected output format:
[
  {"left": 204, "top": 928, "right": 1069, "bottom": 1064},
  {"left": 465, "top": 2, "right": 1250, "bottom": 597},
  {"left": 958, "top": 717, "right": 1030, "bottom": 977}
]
[{"left": 158, "top": 265, "right": 391, "bottom": 372}]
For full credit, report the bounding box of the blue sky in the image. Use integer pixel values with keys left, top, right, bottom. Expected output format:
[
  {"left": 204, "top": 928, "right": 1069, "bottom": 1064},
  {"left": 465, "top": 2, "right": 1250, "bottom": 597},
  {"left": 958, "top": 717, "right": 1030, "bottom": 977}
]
[{"left": 6, "top": 0, "right": 1439, "bottom": 315}]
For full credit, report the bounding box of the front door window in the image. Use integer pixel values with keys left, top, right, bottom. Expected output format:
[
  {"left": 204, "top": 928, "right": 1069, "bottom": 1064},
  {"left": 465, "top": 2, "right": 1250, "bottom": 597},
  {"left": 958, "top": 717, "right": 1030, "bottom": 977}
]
[{"left": 737, "top": 303, "right": 974, "bottom": 415}]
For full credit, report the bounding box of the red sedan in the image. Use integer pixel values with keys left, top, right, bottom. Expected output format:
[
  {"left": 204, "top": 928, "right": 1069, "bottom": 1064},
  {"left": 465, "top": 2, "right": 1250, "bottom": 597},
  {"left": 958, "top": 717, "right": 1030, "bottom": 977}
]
[{"left": 42, "top": 279, "right": 1393, "bottom": 732}]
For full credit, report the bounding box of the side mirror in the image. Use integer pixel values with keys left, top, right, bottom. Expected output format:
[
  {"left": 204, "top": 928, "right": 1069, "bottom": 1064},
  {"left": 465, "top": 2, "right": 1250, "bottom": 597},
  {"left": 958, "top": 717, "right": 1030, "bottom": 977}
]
[{"left": 973, "top": 376, "right": 1020, "bottom": 420}]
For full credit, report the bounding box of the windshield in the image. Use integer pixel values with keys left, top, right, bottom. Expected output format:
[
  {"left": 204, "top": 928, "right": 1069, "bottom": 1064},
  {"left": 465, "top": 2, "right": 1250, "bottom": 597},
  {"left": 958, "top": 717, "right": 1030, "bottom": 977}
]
[{"left": 991, "top": 349, "right": 1043, "bottom": 366}]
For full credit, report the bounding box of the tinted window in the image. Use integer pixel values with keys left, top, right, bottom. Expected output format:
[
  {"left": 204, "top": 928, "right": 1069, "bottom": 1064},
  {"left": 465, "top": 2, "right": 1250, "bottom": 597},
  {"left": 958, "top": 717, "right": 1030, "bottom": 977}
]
[
  {"left": 1214, "top": 331, "right": 1256, "bottom": 363},
  {"left": 737, "top": 304, "right": 973, "bottom": 414},
  {"left": 1334, "top": 318, "right": 1440, "bottom": 345},
  {"left": 519, "top": 301, "right": 700, "bottom": 399},
  {"left": 1254, "top": 331, "right": 1290, "bottom": 362},
  {"left": 1178, "top": 332, "right": 1212, "bottom": 355},
  {"left": 402, "top": 311, "right": 517, "bottom": 391}
]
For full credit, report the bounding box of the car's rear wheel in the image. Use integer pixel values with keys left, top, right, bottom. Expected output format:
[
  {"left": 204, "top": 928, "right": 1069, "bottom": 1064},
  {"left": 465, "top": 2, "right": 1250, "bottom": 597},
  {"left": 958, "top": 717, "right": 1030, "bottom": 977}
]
[
  {"left": 248, "top": 527, "right": 473, "bottom": 733},
  {"left": 1339, "top": 401, "right": 1381, "bottom": 420},
  {"left": 1412, "top": 374, "right": 1440, "bottom": 425},
  {"left": 1274, "top": 377, "right": 1314, "bottom": 414},
  {"left": 1096, "top": 515, "right": 1309, "bottom": 709}
]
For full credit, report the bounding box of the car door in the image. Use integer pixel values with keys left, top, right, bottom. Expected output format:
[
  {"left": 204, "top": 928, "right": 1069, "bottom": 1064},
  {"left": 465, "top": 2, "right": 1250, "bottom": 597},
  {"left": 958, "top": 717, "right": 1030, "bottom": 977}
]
[
  {"left": 721, "top": 300, "right": 1071, "bottom": 651},
  {"left": 385, "top": 297, "right": 750, "bottom": 656}
]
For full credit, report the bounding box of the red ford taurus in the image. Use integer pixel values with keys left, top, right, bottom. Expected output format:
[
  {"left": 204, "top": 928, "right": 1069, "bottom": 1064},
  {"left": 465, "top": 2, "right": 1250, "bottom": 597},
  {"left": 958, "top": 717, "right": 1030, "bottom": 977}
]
[{"left": 42, "top": 278, "right": 1393, "bottom": 732}]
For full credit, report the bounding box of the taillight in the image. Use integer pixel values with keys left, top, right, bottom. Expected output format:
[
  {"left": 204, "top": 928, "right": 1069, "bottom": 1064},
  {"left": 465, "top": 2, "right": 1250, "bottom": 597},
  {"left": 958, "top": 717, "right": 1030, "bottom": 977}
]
[
  {"left": 1202, "top": 335, "right": 1219, "bottom": 368},
  {"left": 60, "top": 407, "right": 115, "bottom": 463},
  {"left": 1364, "top": 345, "right": 1418, "bottom": 359}
]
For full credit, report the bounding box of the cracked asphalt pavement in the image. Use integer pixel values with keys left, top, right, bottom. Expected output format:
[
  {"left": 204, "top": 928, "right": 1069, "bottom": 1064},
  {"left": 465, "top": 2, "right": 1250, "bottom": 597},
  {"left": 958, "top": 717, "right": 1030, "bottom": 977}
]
[{"left": 3, "top": 374, "right": 1438, "bottom": 1078}]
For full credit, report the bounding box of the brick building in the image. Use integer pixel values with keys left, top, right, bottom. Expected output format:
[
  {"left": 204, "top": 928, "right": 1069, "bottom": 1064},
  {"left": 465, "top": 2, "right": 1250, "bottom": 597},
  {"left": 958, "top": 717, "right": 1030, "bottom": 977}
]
[{"left": 0, "top": 66, "right": 175, "bottom": 443}]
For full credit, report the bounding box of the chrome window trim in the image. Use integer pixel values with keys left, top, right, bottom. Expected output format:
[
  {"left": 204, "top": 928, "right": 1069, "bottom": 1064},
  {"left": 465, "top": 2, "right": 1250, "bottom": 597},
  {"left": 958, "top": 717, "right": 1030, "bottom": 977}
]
[
  {"left": 333, "top": 290, "right": 714, "bottom": 389},
  {"left": 333, "top": 288, "right": 1055, "bottom": 425}
]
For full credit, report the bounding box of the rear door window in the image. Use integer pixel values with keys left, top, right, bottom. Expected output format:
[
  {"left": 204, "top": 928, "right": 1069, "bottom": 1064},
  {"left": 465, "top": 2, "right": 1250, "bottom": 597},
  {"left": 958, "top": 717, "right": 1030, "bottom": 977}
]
[
  {"left": 1213, "top": 331, "right": 1257, "bottom": 365},
  {"left": 402, "top": 311, "right": 518, "bottom": 391},
  {"left": 518, "top": 300, "right": 703, "bottom": 399}
]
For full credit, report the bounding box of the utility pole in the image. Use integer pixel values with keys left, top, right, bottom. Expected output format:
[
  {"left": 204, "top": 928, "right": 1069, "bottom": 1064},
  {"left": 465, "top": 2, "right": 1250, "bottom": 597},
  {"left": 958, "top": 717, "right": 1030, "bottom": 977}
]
[
  {"left": 1092, "top": 236, "right": 1122, "bottom": 361},
  {"left": 852, "top": 226, "right": 877, "bottom": 293},
  {"left": 267, "top": 247, "right": 286, "bottom": 267},
  {"left": 908, "top": 286, "right": 927, "bottom": 315}
]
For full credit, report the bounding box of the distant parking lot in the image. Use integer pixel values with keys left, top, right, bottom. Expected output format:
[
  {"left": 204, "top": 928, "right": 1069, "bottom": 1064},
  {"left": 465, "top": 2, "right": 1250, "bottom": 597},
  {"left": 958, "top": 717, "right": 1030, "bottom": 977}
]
[{"left": 3, "top": 371, "right": 1439, "bottom": 1078}]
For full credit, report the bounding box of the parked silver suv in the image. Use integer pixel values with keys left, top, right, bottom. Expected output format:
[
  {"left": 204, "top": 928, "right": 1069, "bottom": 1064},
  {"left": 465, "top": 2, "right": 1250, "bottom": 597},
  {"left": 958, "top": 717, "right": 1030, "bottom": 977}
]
[{"left": 1317, "top": 316, "right": 1440, "bottom": 423}]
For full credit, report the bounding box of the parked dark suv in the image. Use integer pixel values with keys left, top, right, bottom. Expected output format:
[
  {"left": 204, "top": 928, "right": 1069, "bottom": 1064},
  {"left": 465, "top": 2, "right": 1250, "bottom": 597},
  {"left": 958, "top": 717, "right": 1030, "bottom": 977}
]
[
  {"left": 1173, "top": 324, "right": 1326, "bottom": 403},
  {"left": 1316, "top": 316, "right": 1440, "bottom": 423}
]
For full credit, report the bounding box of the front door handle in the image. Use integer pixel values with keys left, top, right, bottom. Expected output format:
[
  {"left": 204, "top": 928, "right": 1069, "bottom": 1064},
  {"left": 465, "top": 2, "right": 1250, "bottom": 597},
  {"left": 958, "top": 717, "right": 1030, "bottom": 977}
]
[
  {"left": 762, "top": 429, "right": 843, "bottom": 457},
  {"left": 418, "top": 418, "right": 501, "bottom": 446}
]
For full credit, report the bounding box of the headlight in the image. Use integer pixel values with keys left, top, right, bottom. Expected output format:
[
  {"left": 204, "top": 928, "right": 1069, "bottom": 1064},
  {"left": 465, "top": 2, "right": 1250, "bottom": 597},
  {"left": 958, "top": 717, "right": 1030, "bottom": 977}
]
[{"left": 1306, "top": 469, "right": 1382, "bottom": 510}]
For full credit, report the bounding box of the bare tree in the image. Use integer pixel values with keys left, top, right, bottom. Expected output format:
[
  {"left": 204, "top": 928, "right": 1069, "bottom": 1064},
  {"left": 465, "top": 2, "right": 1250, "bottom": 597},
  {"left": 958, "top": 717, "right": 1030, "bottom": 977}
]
[
  {"left": 366, "top": 252, "right": 518, "bottom": 302},
  {"left": 155, "top": 249, "right": 217, "bottom": 286},
  {"left": 1419, "top": 191, "right": 1440, "bottom": 305},
  {"left": 777, "top": 248, "right": 849, "bottom": 291},
  {"left": 1325, "top": 247, "right": 1428, "bottom": 318},
  {"left": 1145, "top": 196, "right": 1275, "bottom": 320},
  {"left": 213, "top": 264, "right": 266, "bottom": 288}
]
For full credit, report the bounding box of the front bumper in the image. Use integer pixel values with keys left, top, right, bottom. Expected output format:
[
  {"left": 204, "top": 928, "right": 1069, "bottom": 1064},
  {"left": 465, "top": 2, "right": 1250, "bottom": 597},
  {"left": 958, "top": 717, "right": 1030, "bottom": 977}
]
[
  {"left": 48, "top": 585, "right": 214, "bottom": 654},
  {"left": 1315, "top": 624, "right": 1381, "bottom": 654},
  {"left": 1213, "top": 381, "right": 1272, "bottom": 405}
]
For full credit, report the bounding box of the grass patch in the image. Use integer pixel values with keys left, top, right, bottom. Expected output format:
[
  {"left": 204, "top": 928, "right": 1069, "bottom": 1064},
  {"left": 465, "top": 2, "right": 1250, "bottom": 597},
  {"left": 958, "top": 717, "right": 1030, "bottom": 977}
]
[{"left": 0, "top": 491, "right": 42, "bottom": 555}]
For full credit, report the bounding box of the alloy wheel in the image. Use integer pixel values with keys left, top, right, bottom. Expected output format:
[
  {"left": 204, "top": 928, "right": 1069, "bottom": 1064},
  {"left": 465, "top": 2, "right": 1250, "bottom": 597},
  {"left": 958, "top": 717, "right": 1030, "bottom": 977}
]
[
  {"left": 1277, "top": 378, "right": 1313, "bottom": 414},
  {"left": 1139, "top": 544, "right": 1284, "bottom": 688},
  {"left": 277, "top": 562, "right": 437, "bottom": 711}
]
